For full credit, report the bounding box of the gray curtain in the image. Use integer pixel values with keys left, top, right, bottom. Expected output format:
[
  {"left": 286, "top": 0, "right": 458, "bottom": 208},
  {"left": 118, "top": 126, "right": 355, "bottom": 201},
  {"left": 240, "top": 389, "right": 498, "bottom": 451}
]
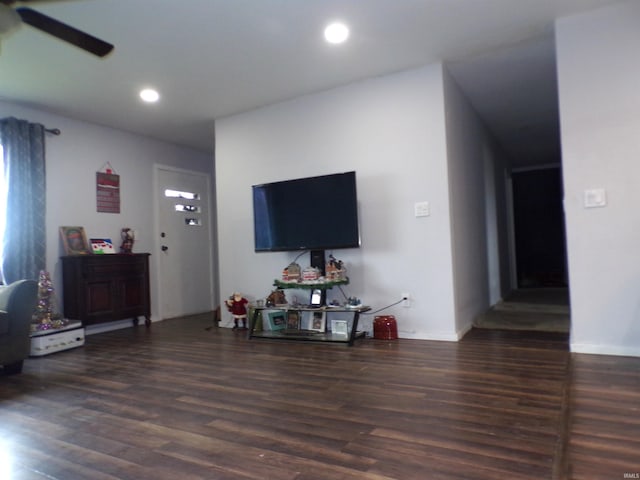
[{"left": 0, "top": 117, "right": 47, "bottom": 283}]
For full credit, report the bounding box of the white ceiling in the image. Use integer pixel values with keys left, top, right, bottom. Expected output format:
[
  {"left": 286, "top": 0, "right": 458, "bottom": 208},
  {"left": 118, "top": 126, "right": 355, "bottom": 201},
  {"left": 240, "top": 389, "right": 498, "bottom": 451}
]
[{"left": 0, "top": 0, "right": 625, "bottom": 166}]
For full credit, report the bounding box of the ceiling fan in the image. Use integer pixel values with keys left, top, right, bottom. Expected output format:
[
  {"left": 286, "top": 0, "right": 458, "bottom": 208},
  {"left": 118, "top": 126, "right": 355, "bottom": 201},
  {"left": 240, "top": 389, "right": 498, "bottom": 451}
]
[{"left": 0, "top": 0, "right": 113, "bottom": 57}]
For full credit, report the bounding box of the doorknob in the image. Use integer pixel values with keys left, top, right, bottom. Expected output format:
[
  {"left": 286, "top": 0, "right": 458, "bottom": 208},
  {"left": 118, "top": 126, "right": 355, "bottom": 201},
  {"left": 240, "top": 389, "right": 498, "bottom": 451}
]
[{"left": 161, "top": 245, "right": 168, "bottom": 252}]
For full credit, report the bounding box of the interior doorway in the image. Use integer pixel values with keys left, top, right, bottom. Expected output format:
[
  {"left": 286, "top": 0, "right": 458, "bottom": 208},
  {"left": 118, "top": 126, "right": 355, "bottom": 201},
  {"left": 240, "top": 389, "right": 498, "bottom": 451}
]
[
  {"left": 511, "top": 166, "right": 567, "bottom": 289},
  {"left": 473, "top": 165, "right": 571, "bottom": 335},
  {"left": 445, "top": 34, "right": 571, "bottom": 334}
]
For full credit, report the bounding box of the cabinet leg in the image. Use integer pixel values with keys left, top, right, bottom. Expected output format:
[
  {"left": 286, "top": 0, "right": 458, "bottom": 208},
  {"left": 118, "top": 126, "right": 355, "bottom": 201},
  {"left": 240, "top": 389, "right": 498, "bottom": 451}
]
[
  {"left": 349, "top": 312, "right": 361, "bottom": 346},
  {"left": 248, "top": 309, "right": 261, "bottom": 339},
  {"left": 132, "top": 316, "right": 151, "bottom": 327}
]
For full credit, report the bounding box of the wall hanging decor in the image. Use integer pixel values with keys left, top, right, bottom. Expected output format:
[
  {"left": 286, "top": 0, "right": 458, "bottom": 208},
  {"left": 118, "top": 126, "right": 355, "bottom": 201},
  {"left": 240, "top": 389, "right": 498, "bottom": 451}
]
[{"left": 96, "top": 162, "right": 120, "bottom": 213}]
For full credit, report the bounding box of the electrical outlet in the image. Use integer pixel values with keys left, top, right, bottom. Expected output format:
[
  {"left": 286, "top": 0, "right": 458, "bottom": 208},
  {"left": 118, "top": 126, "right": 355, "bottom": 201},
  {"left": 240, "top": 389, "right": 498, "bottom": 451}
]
[{"left": 401, "top": 292, "right": 410, "bottom": 308}]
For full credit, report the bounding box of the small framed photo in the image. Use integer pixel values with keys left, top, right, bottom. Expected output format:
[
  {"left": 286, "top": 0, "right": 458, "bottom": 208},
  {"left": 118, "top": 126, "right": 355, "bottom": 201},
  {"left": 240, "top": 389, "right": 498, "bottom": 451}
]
[
  {"left": 286, "top": 311, "right": 300, "bottom": 330},
  {"left": 327, "top": 311, "right": 352, "bottom": 334},
  {"left": 267, "top": 310, "right": 287, "bottom": 331},
  {"left": 331, "top": 319, "right": 348, "bottom": 336},
  {"left": 310, "top": 311, "right": 326, "bottom": 332},
  {"left": 90, "top": 238, "right": 116, "bottom": 254},
  {"left": 60, "top": 226, "right": 91, "bottom": 255}
]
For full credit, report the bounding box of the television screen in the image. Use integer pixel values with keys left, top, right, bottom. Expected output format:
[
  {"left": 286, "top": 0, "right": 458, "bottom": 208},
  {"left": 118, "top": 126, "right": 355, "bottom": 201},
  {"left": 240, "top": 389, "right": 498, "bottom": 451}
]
[{"left": 253, "top": 171, "right": 360, "bottom": 252}]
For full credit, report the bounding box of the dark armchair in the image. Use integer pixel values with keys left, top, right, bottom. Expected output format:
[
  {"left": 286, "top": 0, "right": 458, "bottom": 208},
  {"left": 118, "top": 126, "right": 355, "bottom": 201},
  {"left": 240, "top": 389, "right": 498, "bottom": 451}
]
[{"left": 0, "top": 280, "right": 38, "bottom": 374}]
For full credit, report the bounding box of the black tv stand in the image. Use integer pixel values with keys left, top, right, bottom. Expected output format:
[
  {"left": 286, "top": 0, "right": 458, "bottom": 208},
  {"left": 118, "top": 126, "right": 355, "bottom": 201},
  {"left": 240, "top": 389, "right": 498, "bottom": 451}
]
[
  {"left": 249, "top": 278, "right": 367, "bottom": 345},
  {"left": 248, "top": 304, "right": 369, "bottom": 346},
  {"left": 309, "top": 249, "right": 326, "bottom": 305}
]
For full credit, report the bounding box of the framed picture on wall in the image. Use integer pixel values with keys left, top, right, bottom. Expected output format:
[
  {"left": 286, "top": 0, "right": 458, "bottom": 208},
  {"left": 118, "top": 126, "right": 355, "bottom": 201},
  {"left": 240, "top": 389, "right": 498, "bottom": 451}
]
[{"left": 60, "top": 226, "right": 91, "bottom": 255}]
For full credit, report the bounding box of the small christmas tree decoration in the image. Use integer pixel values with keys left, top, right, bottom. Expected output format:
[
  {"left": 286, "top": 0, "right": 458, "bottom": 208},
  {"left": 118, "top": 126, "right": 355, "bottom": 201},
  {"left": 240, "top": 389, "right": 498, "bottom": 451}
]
[{"left": 32, "top": 270, "right": 66, "bottom": 331}]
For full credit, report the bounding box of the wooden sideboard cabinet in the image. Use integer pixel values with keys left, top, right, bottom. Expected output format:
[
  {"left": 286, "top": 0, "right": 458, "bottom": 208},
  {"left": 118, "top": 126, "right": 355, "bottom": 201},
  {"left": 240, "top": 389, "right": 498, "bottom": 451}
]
[{"left": 61, "top": 253, "right": 151, "bottom": 327}]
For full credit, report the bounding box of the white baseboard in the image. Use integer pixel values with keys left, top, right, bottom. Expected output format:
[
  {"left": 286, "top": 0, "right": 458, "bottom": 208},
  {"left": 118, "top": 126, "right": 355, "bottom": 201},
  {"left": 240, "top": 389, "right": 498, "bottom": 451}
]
[
  {"left": 571, "top": 343, "right": 640, "bottom": 358},
  {"left": 456, "top": 322, "right": 473, "bottom": 340},
  {"left": 399, "top": 331, "right": 460, "bottom": 342},
  {"left": 85, "top": 318, "right": 153, "bottom": 335}
]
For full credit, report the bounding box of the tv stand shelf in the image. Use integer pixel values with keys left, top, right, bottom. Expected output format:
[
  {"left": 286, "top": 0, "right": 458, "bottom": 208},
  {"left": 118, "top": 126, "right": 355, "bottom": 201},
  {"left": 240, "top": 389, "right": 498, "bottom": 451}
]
[
  {"left": 249, "top": 305, "right": 369, "bottom": 346},
  {"left": 273, "top": 278, "right": 349, "bottom": 290}
]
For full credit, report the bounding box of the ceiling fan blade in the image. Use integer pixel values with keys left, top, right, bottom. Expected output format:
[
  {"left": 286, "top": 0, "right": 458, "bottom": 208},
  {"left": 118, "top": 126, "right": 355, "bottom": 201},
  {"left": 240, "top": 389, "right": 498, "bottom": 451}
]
[
  {"left": 16, "top": 7, "right": 113, "bottom": 57},
  {"left": 3, "top": 1, "right": 68, "bottom": 3}
]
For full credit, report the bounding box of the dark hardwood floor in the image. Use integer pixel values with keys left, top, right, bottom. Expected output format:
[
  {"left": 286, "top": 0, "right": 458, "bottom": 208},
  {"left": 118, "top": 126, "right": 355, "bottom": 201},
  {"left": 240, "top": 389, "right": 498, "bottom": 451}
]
[
  {"left": 564, "top": 353, "right": 640, "bottom": 479},
  {"left": 0, "top": 315, "right": 638, "bottom": 479}
]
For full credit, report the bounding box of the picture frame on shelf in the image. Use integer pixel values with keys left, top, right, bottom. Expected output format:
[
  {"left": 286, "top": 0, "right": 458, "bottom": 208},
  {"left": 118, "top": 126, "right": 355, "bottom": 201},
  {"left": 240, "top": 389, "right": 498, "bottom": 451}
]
[
  {"left": 286, "top": 310, "right": 300, "bottom": 330},
  {"left": 267, "top": 310, "right": 287, "bottom": 331},
  {"left": 310, "top": 311, "right": 326, "bottom": 332},
  {"left": 331, "top": 319, "right": 348, "bottom": 336},
  {"left": 90, "top": 238, "right": 116, "bottom": 254},
  {"left": 60, "top": 226, "right": 91, "bottom": 255}
]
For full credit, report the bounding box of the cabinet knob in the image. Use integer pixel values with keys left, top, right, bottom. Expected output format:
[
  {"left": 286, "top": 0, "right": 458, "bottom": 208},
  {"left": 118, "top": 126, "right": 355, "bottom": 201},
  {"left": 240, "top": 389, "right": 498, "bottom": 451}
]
[{"left": 161, "top": 245, "right": 168, "bottom": 252}]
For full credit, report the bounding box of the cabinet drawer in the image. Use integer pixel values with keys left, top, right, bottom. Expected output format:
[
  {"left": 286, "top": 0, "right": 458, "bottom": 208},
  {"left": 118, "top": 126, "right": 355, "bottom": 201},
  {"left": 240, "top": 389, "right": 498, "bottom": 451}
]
[{"left": 84, "top": 259, "right": 145, "bottom": 277}]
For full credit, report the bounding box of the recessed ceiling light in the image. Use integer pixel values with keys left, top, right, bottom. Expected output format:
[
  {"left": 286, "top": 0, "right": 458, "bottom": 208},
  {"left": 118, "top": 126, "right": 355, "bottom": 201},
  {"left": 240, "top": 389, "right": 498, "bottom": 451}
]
[
  {"left": 139, "top": 88, "right": 160, "bottom": 103},
  {"left": 324, "top": 22, "right": 349, "bottom": 44}
]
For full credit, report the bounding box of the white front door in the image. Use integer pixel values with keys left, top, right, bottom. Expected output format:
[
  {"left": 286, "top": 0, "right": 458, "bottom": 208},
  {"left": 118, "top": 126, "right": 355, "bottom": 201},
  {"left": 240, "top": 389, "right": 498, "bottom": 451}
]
[{"left": 155, "top": 166, "right": 214, "bottom": 319}]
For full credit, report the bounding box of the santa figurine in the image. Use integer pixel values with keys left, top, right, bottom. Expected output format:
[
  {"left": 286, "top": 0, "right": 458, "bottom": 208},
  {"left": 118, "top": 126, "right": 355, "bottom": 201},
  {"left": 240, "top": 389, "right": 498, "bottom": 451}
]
[
  {"left": 226, "top": 292, "right": 248, "bottom": 330},
  {"left": 120, "top": 228, "right": 135, "bottom": 254}
]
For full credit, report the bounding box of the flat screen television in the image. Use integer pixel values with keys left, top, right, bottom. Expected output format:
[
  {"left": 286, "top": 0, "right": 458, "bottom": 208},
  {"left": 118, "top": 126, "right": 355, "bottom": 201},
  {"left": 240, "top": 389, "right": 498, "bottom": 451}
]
[{"left": 252, "top": 171, "right": 360, "bottom": 253}]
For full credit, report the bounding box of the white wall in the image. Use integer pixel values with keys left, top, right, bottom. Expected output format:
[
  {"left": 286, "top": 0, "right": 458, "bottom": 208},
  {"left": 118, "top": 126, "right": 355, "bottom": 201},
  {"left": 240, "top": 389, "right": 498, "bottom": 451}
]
[
  {"left": 216, "top": 64, "right": 460, "bottom": 340},
  {"left": 556, "top": 0, "right": 640, "bottom": 357},
  {"left": 443, "top": 67, "right": 503, "bottom": 335},
  {"left": 1, "top": 100, "right": 214, "bottom": 328},
  {"left": 485, "top": 143, "right": 511, "bottom": 304}
]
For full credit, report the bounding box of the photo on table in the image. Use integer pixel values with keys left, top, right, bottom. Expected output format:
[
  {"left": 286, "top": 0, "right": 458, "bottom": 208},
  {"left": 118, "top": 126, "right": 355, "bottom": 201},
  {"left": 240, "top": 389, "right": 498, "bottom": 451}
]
[
  {"left": 267, "top": 310, "right": 287, "bottom": 331},
  {"left": 60, "top": 226, "right": 91, "bottom": 255},
  {"left": 309, "top": 311, "right": 326, "bottom": 332},
  {"left": 286, "top": 310, "right": 300, "bottom": 330}
]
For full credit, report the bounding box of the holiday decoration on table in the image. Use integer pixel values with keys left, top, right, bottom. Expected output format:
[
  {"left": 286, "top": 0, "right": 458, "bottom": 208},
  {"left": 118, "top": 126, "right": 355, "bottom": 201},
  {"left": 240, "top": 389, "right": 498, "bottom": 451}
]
[
  {"left": 282, "top": 262, "right": 301, "bottom": 282},
  {"left": 325, "top": 254, "right": 347, "bottom": 281},
  {"left": 120, "top": 228, "right": 135, "bottom": 253},
  {"left": 302, "top": 266, "right": 321, "bottom": 282},
  {"left": 266, "top": 289, "right": 287, "bottom": 307},
  {"left": 31, "top": 270, "right": 67, "bottom": 332},
  {"left": 226, "top": 292, "right": 248, "bottom": 330}
]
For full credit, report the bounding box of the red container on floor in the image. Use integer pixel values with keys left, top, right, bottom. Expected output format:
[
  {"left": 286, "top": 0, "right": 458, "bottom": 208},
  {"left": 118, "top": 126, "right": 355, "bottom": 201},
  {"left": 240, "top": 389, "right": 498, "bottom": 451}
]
[{"left": 373, "top": 315, "right": 398, "bottom": 340}]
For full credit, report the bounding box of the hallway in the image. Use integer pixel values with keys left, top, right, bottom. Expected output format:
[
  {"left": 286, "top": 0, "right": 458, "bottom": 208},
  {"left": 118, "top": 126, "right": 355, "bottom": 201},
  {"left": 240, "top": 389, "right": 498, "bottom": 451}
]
[{"left": 474, "top": 288, "right": 570, "bottom": 333}]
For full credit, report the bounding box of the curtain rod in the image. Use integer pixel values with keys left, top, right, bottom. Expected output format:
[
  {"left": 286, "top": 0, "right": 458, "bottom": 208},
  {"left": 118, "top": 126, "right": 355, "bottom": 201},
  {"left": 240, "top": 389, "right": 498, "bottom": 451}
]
[{"left": 45, "top": 127, "right": 61, "bottom": 136}]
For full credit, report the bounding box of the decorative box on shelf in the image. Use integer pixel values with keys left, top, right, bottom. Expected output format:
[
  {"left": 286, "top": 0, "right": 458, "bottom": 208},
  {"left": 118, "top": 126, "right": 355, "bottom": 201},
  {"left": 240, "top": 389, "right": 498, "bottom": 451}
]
[{"left": 29, "top": 321, "right": 85, "bottom": 357}]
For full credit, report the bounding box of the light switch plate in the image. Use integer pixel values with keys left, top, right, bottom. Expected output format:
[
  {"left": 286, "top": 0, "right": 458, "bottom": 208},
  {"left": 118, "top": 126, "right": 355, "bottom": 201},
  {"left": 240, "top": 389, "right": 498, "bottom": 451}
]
[
  {"left": 584, "top": 188, "right": 607, "bottom": 208},
  {"left": 414, "top": 201, "right": 430, "bottom": 217}
]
